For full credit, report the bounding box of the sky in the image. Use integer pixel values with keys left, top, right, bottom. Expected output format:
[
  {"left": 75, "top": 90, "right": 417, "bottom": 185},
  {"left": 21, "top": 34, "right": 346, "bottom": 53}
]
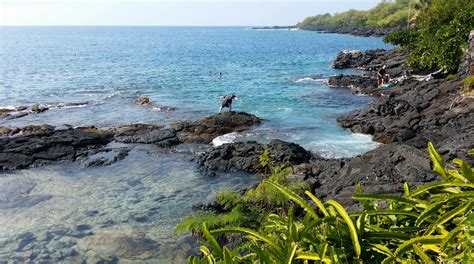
[{"left": 1, "top": 0, "right": 382, "bottom": 26}]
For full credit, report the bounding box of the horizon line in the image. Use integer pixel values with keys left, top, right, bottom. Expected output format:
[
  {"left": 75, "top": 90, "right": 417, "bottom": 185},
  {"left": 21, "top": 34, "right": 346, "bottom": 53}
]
[{"left": 0, "top": 25, "right": 295, "bottom": 27}]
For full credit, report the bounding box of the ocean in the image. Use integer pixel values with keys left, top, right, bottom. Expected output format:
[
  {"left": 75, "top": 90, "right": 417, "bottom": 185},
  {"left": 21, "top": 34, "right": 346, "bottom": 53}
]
[{"left": 0, "top": 27, "right": 392, "bottom": 262}]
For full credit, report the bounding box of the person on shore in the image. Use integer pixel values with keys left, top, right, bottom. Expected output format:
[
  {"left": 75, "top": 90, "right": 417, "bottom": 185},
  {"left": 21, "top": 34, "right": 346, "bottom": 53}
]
[
  {"left": 377, "top": 65, "right": 390, "bottom": 87},
  {"left": 218, "top": 94, "right": 237, "bottom": 114}
]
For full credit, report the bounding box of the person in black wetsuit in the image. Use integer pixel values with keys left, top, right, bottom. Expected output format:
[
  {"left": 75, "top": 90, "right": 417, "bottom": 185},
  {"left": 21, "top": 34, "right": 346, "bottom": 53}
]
[{"left": 218, "top": 94, "right": 237, "bottom": 114}]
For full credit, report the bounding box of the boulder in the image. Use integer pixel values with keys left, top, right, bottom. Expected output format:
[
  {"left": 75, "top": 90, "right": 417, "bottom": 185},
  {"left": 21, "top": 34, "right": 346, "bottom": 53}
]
[
  {"left": 114, "top": 112, "right": 261, "bottom": 146},
  {"left": 327, "top": 74, "right": 378, "bottom": 95},
  {"left": 31, "top": 104, "right": 49, "bottom": 113},
  {"left": 197, "top": 139, "right": 312, "bottom": 173}
]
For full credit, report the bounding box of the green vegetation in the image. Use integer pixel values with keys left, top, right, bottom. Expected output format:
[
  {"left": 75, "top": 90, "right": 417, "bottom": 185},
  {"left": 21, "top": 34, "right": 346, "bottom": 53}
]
[
  {"left": 186, "top": 143, "right": 474, "bottom": 263},
  {"left": 461, "top": 76, "right": 474, "bottom": 93},
  {"left": 176, "top": 150, "right": 309, "bottom": 234},
  {"left": 297, "top": 0, "right": 419, "bottom": 30},
  {"left": 385, "top": 0, "right": 474, "bottom": 72},
  {"left": 299, "top": 0, "right": 473, "bottom": 72}
]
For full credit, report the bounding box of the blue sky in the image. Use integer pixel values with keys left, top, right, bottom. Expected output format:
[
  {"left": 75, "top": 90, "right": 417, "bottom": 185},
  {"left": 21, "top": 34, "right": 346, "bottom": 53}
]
[{"left": 1, "top": 0, "right": 382, "bottom": 26}]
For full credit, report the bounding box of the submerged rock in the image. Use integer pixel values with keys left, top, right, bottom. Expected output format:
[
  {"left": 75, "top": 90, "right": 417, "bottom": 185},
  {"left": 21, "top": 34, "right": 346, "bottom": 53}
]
[
  {"left": 76, "top": 228, "right": 160, "bottom": 261},
  {"left": 0, "top": 178, "right": 52, "bottom": 209},
  {"left": 198, "top": 139, "right": 312, "bottom": 173}
]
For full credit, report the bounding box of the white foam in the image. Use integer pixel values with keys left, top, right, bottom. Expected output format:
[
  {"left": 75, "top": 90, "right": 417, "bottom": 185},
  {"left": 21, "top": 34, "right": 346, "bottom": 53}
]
[
  {"left": 212, "top": 132, "right": 240, "bottom": 147},
  {"left": 295, "top": 77, "right": 327, "bottom": 83},
  {"left": 0, "top": 105, "right": 18, "bottom": 110}
]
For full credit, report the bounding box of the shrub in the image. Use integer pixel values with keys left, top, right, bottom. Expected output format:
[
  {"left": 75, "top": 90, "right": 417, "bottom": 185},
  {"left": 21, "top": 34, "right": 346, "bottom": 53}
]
[
  {"left": 188, "top": 143, "right": 474, "bottom": 263},
  {"left": 386, "top": 0, "right": 474, "bottom": 72},
  {"left": 461, "top": 76, "right": 474, "bottom": 93}
]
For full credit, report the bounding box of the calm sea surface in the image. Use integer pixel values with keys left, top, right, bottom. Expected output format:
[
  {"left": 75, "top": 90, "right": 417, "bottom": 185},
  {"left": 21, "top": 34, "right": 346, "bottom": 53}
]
[{"left": 0, "top": 27, "right": 391, "bottom": 262}]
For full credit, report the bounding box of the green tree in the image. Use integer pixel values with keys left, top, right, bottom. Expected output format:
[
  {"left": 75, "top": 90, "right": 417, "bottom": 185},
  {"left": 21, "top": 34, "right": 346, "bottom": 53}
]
[{"left": 387, "top": 0, "right": 474, "bottom": 72}]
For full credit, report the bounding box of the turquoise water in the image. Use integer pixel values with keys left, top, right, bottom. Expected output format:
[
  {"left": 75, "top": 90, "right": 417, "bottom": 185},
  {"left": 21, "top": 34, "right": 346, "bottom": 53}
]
[
  {"left": 1, "top": 26, "right": 392, "bottom": 157},
  {"left": 0, "top": 27, "right": 392, "bottom": 262}
]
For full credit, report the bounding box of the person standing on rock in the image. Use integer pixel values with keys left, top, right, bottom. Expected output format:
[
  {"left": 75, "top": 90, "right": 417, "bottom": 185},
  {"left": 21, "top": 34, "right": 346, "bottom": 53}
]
[
  {"left": 218, "top": 94, "right": 237, "bottom": 114},
  {"left": 377, "top": 65, "right": 390, "bottom": 87}
]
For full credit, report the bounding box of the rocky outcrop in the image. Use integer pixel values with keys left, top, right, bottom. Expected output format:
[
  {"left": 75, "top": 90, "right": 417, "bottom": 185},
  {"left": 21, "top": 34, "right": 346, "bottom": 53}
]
[
  {"left": 327, "top": 74, "right": 378, "bottom": 95},
  {"left": 0, "top": 102, "right": 89, "bottom": 120},
  {"left": 333, "top": 49, "right": 410, "bottom": 78},
  {"left": 197, "top": 139, "right": 312, "bottom": 173},
  {"left": 0, "top": 112, "right": 261, "bottom": 170},
  {"left": 293, "top": 144, "right": 436, "bottom": 210},
  {"left": 0, "top": 127, "right": 114, "bottom": 170},
  {"left": 338, "top": 78, "right": 474, "bottom": 162},
  {"left": 135, "top": 97, "right": 176, "bottom": 112},
  {"left": 114, "top": 124, "right": 180, "bottom": 147},
  {"left": 176, "top": 112, "right": 262, "bottom": 144},
  {"left": 114, "top": 111, "right": 262, "bottom": 147}
]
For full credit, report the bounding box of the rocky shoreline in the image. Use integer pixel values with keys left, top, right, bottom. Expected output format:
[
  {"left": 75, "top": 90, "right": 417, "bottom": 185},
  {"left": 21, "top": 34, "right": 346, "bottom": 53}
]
[
  {"left": 0, "top": 111, "right": 261, "bottom": 171},
  {"left": 298, "top": 25, "right": 400, "bottom": 37},
  {"left": 1, "top": 35, "right": 472, "bottom": 263},
  {"left": 193, "top": 40, "right": 473, "bottom": 208},
  {"left": 2, "top": 46, "right": 472, "bottom": 203}
]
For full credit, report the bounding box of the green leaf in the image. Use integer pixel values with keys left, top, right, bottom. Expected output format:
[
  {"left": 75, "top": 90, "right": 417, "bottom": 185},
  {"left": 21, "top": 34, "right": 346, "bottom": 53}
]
[
  {"left": 370, "top": 244, "right": 395, "bottom": 257},
  {"left": 325, "top": 200, "right": 361, "bottom": 257},
  {"left": 211, "top": 227, "right": 280, "bottom": 251},
  {"left": 404, "top": 182, "right": 410, "bottom": 196},
  {"left": 424, "top": 201, "right": 473, "bottom": 235},
  {"left": 265, "top": 180, "right": 319, "bottom": 220},
  {"left": 201, "top": 222, "right": 223, "bottom": 259},
  {"left": 289, "top": 223, "right": 298, "bottom": 242},
  {"left": 394, "top": 235, "right": 445, "bottom": 257},
  {"left": 287, "top": 243, "right": 298, "bottom": 264},
  {"left": 428, "top": 142, "right": 447, "bottom": 179},
  {"left": 199, "top": 246, "right": 215, "bottom": 264},
  {"left": 295, "top": 252, "right": 331, "bottom": 263},
  {"left": 223, "top": 247, "right": 232, "bottom": 264},
  {"left": 409, "top": 182, "right": 474, "bottom": 198},
  {"left": 364, "top": 231, "right": 412, "bottom": 241},
  {"left": 318, "top": 243, "right": 329, "bottom": 264},
  {"left": 440, "top": 225, "right": 464, "bottom": 250},
  {"left": 460, "top": 160, "right": 474, "bottom": 183},
  {"left": 356, "top": 212, "right": 367, "bottom": 237},
  {"left": 305, "top": 191, "right": 329, "bottom": 217},
  {"left": 413, "top": 244, "right": 434, "bottom": 264},
  {"left": 416, "top": 201, "right": 445, "bottom": 226},
  {"left": 351, "top": 210, "right": 418, "bottom": 218},
  {"left": 352, "top": 193, "right": 420, "bottom": 206}
]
